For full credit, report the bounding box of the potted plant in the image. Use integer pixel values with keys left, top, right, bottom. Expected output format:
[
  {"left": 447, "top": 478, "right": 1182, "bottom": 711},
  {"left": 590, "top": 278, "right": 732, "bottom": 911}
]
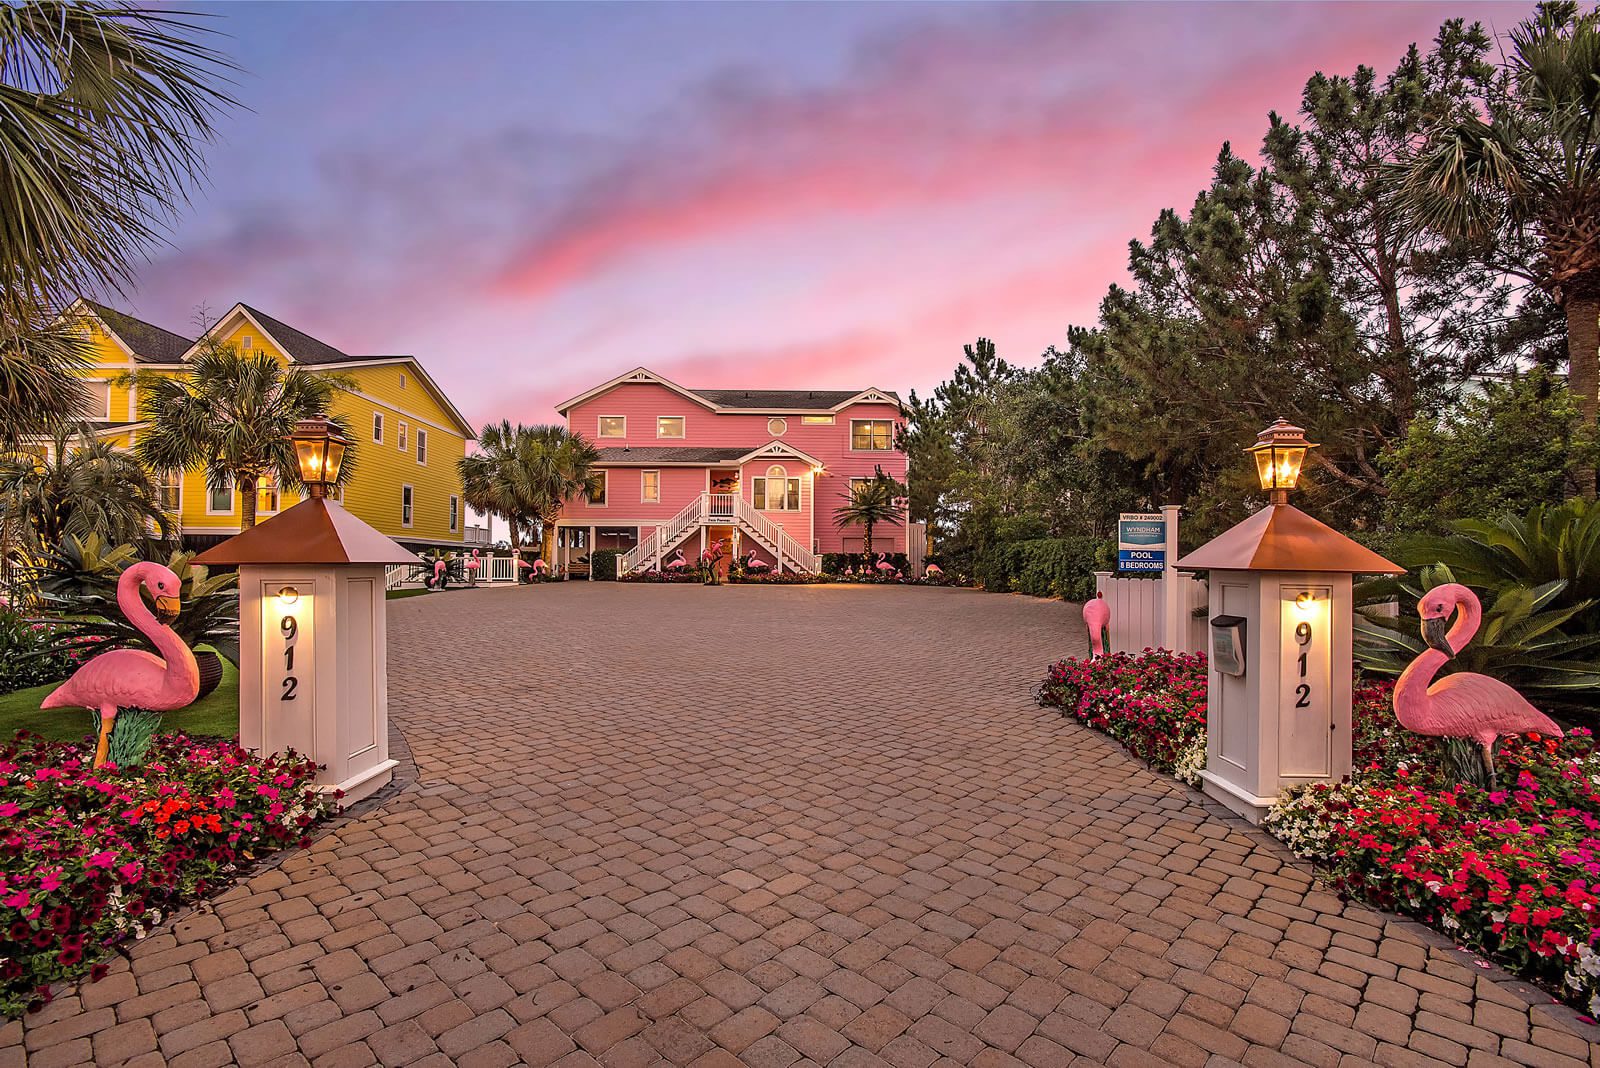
[{"left": 29, "top": 534, "right": 239, "bottom": 697}]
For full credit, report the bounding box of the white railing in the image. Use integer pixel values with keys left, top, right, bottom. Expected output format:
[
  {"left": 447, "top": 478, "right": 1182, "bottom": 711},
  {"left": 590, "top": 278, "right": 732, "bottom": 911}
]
[
  {"left": 464, "top": 525, "right": 491, "bottom": 545},
  {"left": 620, "top": 494, "right": 706, "bottom": 573},
  {"left": 385, "top": 564, "right": 408, "bottom": 591},
  {"left": 1093, "top": 570, "right": 1209, "bottom": 654},
  {"left": 733, "top": 495, "right": 820, "bottom": 573},
  {"left": 616, "top": 492, "right": 820, "bottom": 576},
  {"left": 483, "top": 555, "right": 516, "bottom": 583}
]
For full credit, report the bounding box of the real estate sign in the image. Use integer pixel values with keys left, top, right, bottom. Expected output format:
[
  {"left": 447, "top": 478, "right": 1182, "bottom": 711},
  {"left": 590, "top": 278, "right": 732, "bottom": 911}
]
[{"left": 1118, "top": 512, "right": 1166, "bottom": 571}]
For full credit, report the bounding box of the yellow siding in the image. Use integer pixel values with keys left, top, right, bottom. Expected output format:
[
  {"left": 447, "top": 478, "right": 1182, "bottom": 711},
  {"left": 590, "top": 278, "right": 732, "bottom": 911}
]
[{"left": 73, "top": 307, "right": 469, "bottom": 547}]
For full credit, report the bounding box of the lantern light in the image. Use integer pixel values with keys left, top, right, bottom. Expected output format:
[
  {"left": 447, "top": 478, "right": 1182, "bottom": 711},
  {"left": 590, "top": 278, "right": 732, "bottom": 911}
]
[
  {"left": 277, "top": 585, "right": 299, "bottom": 605},
  {"left": 1246, "top": 418, "right": 1317, "bottom": 506},
  {"left": 290, "top": 418, "right": 351, "bottom": 498}
]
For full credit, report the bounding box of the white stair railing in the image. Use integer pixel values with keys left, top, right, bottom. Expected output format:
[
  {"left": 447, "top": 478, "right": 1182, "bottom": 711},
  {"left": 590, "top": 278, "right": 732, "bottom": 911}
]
[
  {"left": 734, "top": 496, "right": 820, "bottom": 574},
  {"left": 619, "top": 494, "right": 706, "bottom": 574}
]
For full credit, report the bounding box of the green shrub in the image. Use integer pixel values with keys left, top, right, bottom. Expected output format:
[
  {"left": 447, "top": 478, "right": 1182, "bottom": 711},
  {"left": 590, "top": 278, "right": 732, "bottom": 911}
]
[
  {"left": 976, "top": 536, "right": 1107, "bottom": 599},
  {"left": 822, "top": 552, "right": 909, "bottom": 575},
  {"left": 591, "top": 549, "right": 620, "bottom": 581},
  {"left": 0, "top": 608, "right": 79, "bottom": 694}
]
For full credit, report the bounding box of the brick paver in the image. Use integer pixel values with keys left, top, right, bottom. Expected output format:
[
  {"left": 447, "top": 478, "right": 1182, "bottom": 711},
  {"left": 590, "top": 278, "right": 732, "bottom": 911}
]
[{"left": 3, "top": 583, "right": 1597, "bottom": 1065}]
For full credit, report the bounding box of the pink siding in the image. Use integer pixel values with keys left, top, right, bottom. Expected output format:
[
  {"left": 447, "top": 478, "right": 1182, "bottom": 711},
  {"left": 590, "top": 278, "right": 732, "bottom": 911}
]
[{"left": 559, "top": 381, "right": 908, "bottom": 555}]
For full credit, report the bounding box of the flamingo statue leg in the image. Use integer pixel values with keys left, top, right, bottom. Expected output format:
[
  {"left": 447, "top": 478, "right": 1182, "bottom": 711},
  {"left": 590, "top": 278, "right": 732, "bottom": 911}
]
[{"left": 93, "top": 703, "right": 117, "bottom": 769}]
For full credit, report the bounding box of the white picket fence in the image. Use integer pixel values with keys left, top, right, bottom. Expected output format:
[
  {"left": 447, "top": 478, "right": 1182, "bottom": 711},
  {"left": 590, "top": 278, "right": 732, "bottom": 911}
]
[{"left": 1093, "top": 570, "right": 1209, "bottom": 654}]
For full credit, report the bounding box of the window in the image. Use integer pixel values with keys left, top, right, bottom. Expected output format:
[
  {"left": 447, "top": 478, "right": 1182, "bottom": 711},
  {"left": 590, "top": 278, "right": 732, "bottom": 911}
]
[
  {"left": 449, "top": 495, "right": 459, "bottom": 531},
  {"left": 657, "top": 416, "right": 685, "bottom": 439},
  {"left": 207, "top": 475, "right": 233, "bottom": 514},
  {"left": 257, "top": 476, "right": 280, "bottom": 515},
  {"left": 241, "top": 335, "right": 253, "bottom": 353},
  {"left": 82, "top": 380, "right": 111, "bottom": 420},
  {"left": 586, "top": 471, "right": 607, "bottom": 505},
  {"left": 401, "top": 485, "right": 414, "bottom": 527},
  {"left": 373, "top": 412, "right": 384, "bottom": 443},
  {"left": 801, "top": 414, "right": 835, "bottom": 425},
  {"left": 851, "top": 419, "right": 894, "bottom": 451},
  {"left": 642, "top": 470, "right": 660, "bottom": 503},
  {"left": 156, "top": 471, "right": 181, "bottom": 513},
  {"left": 752, "top": 465, "right": 800, "bottom": 511},
  {"left": 598, "top": 415, "right": 626, "bottom": 438},
  {"left": 398, "top": 373, "right": 407, "bottom": 390},
  {"left": 768, "top": 417, "right": 788, "bottom": 436},
  {"left": 398, "top": 421, "right": 408, "bottom": 453},
  {"left": 416, "top": 428, "right": 428, "bottom": 465}
]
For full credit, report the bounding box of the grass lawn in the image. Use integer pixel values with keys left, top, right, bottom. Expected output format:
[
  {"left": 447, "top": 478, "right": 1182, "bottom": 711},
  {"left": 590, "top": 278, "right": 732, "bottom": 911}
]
[
  {"left": 0, "top": 656, "right": 240, "bottom": 744},
  {"left": 386, "top": 587, "right": 434, "bottom": 600}
]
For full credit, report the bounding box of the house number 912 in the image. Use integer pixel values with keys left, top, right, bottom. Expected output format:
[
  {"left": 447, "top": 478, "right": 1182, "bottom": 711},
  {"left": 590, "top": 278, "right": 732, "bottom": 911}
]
[
  {"left": 1294, "top": 620, "right": 1312, "bottom": 708},
  {"left": 280, "top": 615, "right": 299, "bottom": 701}
]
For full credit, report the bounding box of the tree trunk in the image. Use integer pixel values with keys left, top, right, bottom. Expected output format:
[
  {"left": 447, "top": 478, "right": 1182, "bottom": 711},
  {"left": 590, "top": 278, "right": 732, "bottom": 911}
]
[
  {"left": 863, "top": 522, "right": 873, "bottom": 557},
  {"left": 239, "top": 474, "right": 258, "bottom": 529},
  {"left": 541, "top": 518, "right": 557, "bottom": 569},
  {"left": 1567, "top": 295, "right": 1600, "bottom": 499}
]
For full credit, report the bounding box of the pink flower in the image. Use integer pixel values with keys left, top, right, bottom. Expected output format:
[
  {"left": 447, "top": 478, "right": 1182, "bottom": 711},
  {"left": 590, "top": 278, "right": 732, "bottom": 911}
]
[{"left": 86, "top": 852, "right": 116, "bottom": 869}]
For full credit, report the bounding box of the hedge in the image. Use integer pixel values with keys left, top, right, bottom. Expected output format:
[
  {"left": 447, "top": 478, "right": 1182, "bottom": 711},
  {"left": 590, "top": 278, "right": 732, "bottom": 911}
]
[
  {"left": 590, "top": 549, "right": 620, "bottom": 581},
  {"left": 975, "top": 537, "right": 1105, "bottom": 600}
]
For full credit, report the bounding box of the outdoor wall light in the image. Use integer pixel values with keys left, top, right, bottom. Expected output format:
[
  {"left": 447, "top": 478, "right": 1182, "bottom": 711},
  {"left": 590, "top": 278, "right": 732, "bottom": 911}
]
[
  {"left": 1247, "top": 418, "right": 1318, "bottom": 506},
  {"left": 290, "top": 417, "right": 351, "bottom": 498},
  {"left": 277, "top": 585, "right": 299, "bottom": 605},
  {"left": 1295, "top": 591, "right": 1314, "bottom": 612}
]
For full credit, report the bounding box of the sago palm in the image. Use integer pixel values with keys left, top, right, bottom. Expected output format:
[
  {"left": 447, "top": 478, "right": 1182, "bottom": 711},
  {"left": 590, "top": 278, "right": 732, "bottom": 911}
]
[
  {"left": 0, "top": 4, "right": 233, "bottom": 442},
  {"left": 1392, "top": 3, "right": 1600, "bottom": 492},
  {"left": 834, "top": 468, "right": 907, "bottom": 556},
  {"left": 0, "top": 424, "right": 171, "bottom": 554},
  {"left": 129, "top": 340, "right": 355, "bottom": 529}
]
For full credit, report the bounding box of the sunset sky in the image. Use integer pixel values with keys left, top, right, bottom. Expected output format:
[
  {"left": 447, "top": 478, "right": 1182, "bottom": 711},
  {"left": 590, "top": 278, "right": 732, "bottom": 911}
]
[{"left": 116, "top": 1, "right": 1532, "bottom": 429}]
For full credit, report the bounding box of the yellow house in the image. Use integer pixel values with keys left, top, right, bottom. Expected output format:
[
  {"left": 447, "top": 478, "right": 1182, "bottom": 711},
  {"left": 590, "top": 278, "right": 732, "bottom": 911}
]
[{"left": 62, "top": 298, "right": 475, "bottom": 552}]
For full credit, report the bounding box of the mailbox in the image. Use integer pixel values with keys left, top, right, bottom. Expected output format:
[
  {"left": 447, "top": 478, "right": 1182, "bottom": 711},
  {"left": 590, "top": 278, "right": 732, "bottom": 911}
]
[
  {"left": 1178, "top": 505, "right": 1400, "bottom": 823},
  {"left": 1209, "top": 614, "right": 1247, "bottom": 676}
]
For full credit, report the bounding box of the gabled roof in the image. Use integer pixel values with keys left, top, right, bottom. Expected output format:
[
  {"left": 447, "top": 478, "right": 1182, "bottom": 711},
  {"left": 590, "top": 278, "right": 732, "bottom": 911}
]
[
  {"left": 75, "top": 299, "right": 194, "bottom": 363},
  {"left": 555, "top": 367, "right": 901, "bottom": 415}
]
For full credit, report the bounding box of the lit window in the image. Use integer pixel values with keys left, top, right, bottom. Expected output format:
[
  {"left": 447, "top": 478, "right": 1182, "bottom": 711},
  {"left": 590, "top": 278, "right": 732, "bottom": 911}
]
[
  {"left": 257, "top": 476, "right": 280, "bottom": 514},
  {"left": 801, "top": 414, "right": 835, "bottom": 425},
  {"left": 417, "top": 428, "right": 428, "bottom": 465},
  {"left": 449, "top": 495, "right": 459, "bottom": 531},
  {"left": 207, "top": 475, "right": 233, "bottom": 513},
  {"left": 752, "top": 465, "right": 800, "bottom": 510},
  {"left": 642, "top": 470, "right": 660, "bottom": 503},
  {"left": 373, "top": 412, "right": 384, "bottom": 443},
  {"left": 657, "top": 416, "right": 685, "bottom": 439},
  {"left": 851, "top": 419, "right": 894, "bottom": 451},
  {"left": 157, "top": 471, "right": 181, "bottom": 513},
  {"left": 598, "top": 416, "right": 626, "bottom": 437},
  {"left": 586, "top": 472, "right": 607, "bottom": 504},
  {"left": 398, "top": 421, "right": 408, "bottom": 453},
  {"left": 768, "top": 417, "right": 788, "bottom": 436},
  {"left": 82, "top": 380, "right": 111, "bottom": 420},
  {"left": 401, "top": 485, "right": 414, "bottom": 526}
]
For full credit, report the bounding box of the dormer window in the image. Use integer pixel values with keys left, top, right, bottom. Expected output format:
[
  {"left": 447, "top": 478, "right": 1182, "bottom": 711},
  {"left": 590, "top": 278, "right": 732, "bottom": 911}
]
[
  {"left": 657, "top": 416, "right": 685, "bottom": 439},
  {"left": 598, "top": 415, "right": 626, "bottom": 438}
]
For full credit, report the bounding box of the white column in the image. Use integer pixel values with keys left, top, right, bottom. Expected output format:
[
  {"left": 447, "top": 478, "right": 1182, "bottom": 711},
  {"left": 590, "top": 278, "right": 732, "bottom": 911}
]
[
  {"left": 588, "top": 525, "right": 596, "bottom": 580},
  {"left": 1162, "top": 504, "right": 1182, "bottom": 651}
]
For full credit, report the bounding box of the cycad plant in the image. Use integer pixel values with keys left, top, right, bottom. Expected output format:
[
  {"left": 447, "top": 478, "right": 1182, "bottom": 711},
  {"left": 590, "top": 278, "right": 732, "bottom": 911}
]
[
  {"left": 129, "top": 337, "right": 355, "bottom": 529},
  {"left": 0, "top": 4, "right": 232, "bottom": 443},
  {"left": 834, "top": 467, "right": 907, "bottom": 556},
  {"left": 1392, "top": 3, "right": 1600, "bottom": 492}
]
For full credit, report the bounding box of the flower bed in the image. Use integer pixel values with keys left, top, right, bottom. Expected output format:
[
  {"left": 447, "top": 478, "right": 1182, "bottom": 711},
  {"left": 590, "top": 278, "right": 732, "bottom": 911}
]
[
  {"left": 1038, "top": 650, "right": 1600, "bottom": 1015},
  {"left": 0, "top": 731, "right": 333, "bottom": 1017}
]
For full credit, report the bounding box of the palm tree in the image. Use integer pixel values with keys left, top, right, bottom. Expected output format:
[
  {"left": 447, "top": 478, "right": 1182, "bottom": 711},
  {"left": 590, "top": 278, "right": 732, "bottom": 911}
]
[
  {"left": 458, "top": 421, "right": 542, "bottom": 554},
  {"left": 0, "top": 4, "right": 233, "bottom": 443},
  {"left": 527, "top": 425, "right": 600, "bottom": 566},
  {"left": 0, "top": 425, "right": 171, "bottom": 555},
  {"left": 1392, "top": 3, "right": 1600, "bottom": 493},
  {"left": 835, "top": 467, "right": 908, "bottom": 556},
  {"left": 129, "top": 336, "right": 355, "bottom": 529}
]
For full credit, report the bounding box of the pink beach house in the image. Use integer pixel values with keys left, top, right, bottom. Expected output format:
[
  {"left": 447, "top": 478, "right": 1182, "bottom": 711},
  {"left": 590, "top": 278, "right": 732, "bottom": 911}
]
[{"left": 553, "top": 368, "right": 909, "bottom": 575}]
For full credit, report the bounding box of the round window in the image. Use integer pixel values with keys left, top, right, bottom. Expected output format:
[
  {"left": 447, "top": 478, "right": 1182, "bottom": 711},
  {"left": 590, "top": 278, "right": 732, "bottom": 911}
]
[{"left": 768, "top": 417, "right": 788, "bottom": 436}]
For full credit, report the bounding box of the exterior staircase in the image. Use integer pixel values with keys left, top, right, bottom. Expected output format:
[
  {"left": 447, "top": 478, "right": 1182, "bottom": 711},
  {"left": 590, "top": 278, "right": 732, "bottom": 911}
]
[{"left": 619, "top": 492, "right": 820, "bottom": 576}]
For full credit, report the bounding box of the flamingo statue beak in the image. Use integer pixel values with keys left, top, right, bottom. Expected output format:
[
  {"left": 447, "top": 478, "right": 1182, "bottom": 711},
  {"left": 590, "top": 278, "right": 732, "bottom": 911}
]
[
  {"left": 155, "top": 595, "right": 182, "bottom": 623},
  {"left": 1422, "top": 615, "right": 1452, "bottom": 654}
]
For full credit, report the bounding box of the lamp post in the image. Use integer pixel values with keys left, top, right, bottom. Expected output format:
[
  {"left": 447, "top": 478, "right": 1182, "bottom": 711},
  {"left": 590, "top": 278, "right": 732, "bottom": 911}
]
[
  {"left": 196, "top": 421, "right": 419, "bottom": 803},
  {"left": 1176, "top": 420, "right": 1400, "bottom": 823},
  {"left": 1246, "top": 418, "right": 1317, "bottom": 507}
]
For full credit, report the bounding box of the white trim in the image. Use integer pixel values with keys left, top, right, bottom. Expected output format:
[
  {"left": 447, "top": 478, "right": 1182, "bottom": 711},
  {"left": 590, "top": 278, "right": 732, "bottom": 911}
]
[
  {"left": 587, "top": 470, "right": 609, "bottom": 506},
  {"left": 449, "top": 494, "right": 460, "bottom": 532},
  {"left": 848, "top": 418, "right": 896, "bottom": 452},
  {"left": 597, "top": 415, "right": 627, "bottom": 438},
  {"left": 307, "top": 359, "right": 474, "bottom": 436},
  {"left": 416, "top": 427, "right": 428, "bottom": 465},
  {"left": 205, "top": 474, "right": 235, "bottom": 516},
  {"left": 552, "top": 365, "right": 902, "bottom": 417},
  {"left": 800, "top": 414, "right": 835, "bottom": 425},
  {"left": 81, "top": 378, "right": 113, "bottom": 420},
  {"left": 656, "top": 415, "right": 687, "bottom": 439},
  {"left": 398, "top": 421, "right": 409, "bottom": 454},
  {"left": 156, "top": 470, "right": 182, "bottom": 517},
  {"left": 767, "top": 417, "right": 788, "bottom": 436},
  {"left": 401, "top": 484, "right": 414, "bottom": 528},
  {"left": 341, "top": 389, "right": 460, "bottom": 439},
  {"left": 641, "top": 469, "right": 660, "bottom": 503},
  {"left": 372, "top": 411, "right": 385, "bottom": 443},
  {"left": 733, "top": 440, "right": 824, "bottom": 468}
]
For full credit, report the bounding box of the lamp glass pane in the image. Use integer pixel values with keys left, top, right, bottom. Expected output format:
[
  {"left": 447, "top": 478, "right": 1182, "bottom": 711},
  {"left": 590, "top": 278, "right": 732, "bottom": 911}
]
[
  {"left": 1275, "top": 445, "right": 1306, "bottom": 489},
  {"left": 1252, "top": 447, "right": 1275, "bottom": 490},
  {"left": 294, "top": 440, "right": 324, "bottom": 483},
  {"left": 324, "top": 441, "right": 347, "bottom": 483}
]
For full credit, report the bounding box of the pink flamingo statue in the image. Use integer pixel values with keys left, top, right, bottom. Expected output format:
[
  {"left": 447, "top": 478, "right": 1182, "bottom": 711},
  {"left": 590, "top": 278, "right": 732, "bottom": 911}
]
[
  {"left": 665, "top": 549, "right": 686, "bottom": 572},
  {"left": 874, "top": 552, "right": 895, "bottom": 577},
  {"left": 844, "top": 565, "right": 854, "bottom": 576},
  {"left": 746, "top": 550, "right": 770, "bottom": 574},
  {"left": 1082, "top": 592, "right": 1111, "bottom": 658},
  {"left": 1395, "top": 583, "right": 1564, "bottom": 787},
  {"left": 41, "top": 562, "right": 199, "bottom": 769},
  {"left": 925, "top": 563, "right": 943, "bottom": 581},
  {"left": 532, "top": 557, "right": 548, "bottom": 576},
  {"left": 465, "top": 548, "right": 481, "bottom": 584}
]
